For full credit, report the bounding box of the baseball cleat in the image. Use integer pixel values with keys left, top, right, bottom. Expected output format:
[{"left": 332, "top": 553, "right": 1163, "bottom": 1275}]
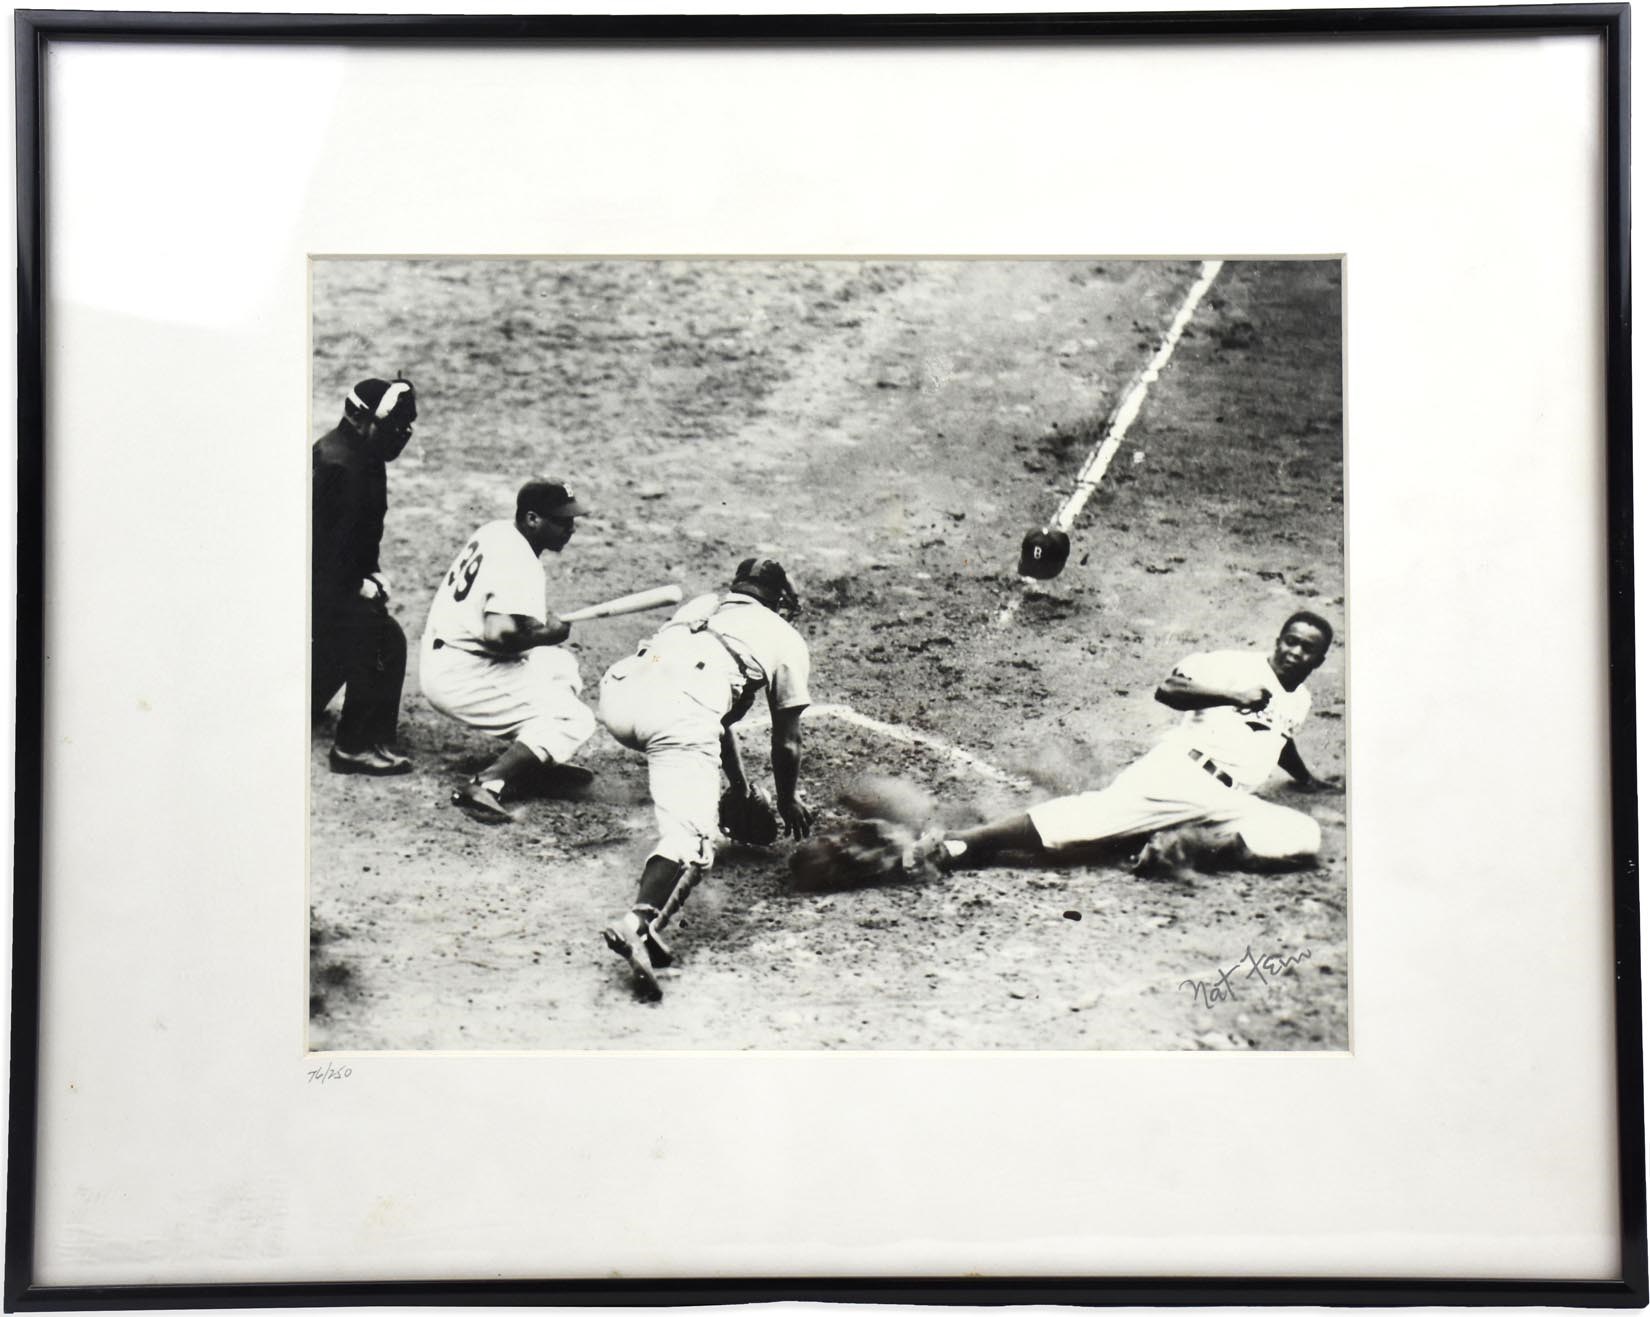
[
  {"left": 451, "top": 778, "right": 516, "bottom": 823},
  {"left": 329, "top": 745, "right": 414, "bottom": 777},
  {"left": 900, "top": 831, "right": 957, "bottom": 876},
  {"left": 540, "top": 761, "right": 596, "bottom": 793},
  {"left": 1131, "top": 834, "right": 1197, "bottom": 884},
  {"left": 639, "top": 920, "right": 673, "bottom": 970},
  {"left": 602, "top": 912, "right": 663, "bottom": 1001}
]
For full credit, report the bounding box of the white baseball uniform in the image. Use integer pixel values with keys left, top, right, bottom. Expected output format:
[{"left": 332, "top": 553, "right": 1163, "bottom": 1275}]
[
  {"left": 1028, "top": 649, "right": 1321, "bottom": 860},
  {"left": 598, "top": 592, "right": 811, "bottom": 868},
  {"left": 419, "top": 519, "right": 596, "bottom": 763}
]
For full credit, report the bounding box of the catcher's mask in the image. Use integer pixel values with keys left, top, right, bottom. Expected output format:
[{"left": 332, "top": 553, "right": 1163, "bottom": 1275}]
[
  {"left": 730, "top": 557, "right": 800, "bottom": 621},
  {"left": 345, "top": 376, "right": 417, "bottom": 459}
]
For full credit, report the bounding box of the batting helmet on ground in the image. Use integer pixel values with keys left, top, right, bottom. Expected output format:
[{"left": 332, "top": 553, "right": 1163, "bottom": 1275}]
[{"left": 1019, "top": 528, "right": 1070, "bottom": 580}]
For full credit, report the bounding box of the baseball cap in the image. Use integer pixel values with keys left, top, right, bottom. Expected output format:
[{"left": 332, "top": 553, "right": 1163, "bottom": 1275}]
[
  {"left": 345, "top": 377, "right": 417, "bottom": 427},
  {"left": 517, "top": 478, "right": 591, "bottom": 519}
]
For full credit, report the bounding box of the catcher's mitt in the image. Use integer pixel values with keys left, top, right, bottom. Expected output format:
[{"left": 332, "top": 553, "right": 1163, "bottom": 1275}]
[{"left": 718, "top": 783, "right": 780, "bottom": 846}]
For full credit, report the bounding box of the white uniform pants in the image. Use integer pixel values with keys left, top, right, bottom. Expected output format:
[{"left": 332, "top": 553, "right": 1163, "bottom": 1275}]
[
  {"left": 598, "top": 653, "right": 732, "bottom": 869},
  {"left": 421, "top": 642, "right": 596, "bottom": 764},
  {"left": 1027, "top": 743, "right": 1321, "bottom": 861}
]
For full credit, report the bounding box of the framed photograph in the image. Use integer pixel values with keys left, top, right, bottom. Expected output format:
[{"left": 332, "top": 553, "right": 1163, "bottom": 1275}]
[{"left": 9, "top": 2, "right": 1641, "bottom": 1309}]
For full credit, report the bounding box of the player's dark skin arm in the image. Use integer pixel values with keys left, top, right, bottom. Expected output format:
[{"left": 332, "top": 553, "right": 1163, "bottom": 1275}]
[
  {"left": 769, "top": 705, "right": 813, "bottom": 838},
  {"left": 482, "top": 611, "right": 571, "bottom": 655},
  {"left": 1279, "top": 737, "right": 1337, "bottom": 792},
  {"left": 1155, "top": 672, "right": 1271, "bottom": 713},
  {"left": 720, "top": 726, "right": 749, "bottom": 796}
]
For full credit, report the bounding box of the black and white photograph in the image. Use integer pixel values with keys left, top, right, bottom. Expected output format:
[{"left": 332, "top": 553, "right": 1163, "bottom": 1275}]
[
  {"left": 17, "top": 5, "right": 1635, "bottom": 1303},
  {"left": 308, "top": 257, "right": 1348, "bottom": 1051}
]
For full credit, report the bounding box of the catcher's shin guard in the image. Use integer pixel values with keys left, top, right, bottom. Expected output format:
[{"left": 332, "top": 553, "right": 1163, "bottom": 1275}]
[
  {"left": 648, "top": 861, "right": 706, "bottom": 941},
  {"left": 631, "top": 903, "right": 673, "bottom": 969}
]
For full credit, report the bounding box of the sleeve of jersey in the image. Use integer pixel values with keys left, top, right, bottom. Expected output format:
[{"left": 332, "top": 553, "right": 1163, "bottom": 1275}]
[
  {"left": 1169, "top": 651, "right": 1225, "bottom": 685},
  {"left": 1285, "top": 686, "right": 1314, "bottom": 733},
  {"left": 670, "top": 593, "right": 721, "bottom": 626},
  {"left": 481, "top": 537, "right": 547, "bottom": 623},
  {"left": 767, "top": 630, "right": 812, "bottom": 710},
  {"left": 311, "top": 463, "right": 344, "bottom": 574}
]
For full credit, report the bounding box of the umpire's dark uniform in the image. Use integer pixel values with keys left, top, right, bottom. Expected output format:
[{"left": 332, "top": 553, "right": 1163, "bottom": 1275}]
[{"left": 312, "top": 395, "right": 409, "bottom": 767}]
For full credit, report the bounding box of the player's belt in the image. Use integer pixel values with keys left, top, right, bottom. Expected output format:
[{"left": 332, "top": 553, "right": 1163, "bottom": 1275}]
[
  {"left": 429, "top": 638, "right": 501, "bottom": 659},
  {"left": 1187, "top": 749, "right": 1235, "bottom": 788}
]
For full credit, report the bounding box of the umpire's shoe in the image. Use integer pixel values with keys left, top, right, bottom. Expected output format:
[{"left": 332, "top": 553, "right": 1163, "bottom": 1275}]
[
  {"left": 329, "top": 745, "right": 413, "bottom": 776},
  {"left": 602, "top": 909, "right": 664, "bottom": 1002}
]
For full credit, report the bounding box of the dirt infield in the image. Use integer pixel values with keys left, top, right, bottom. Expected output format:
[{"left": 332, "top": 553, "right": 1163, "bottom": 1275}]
[{"left": 309, "top": 258, "right": 1345, "bottom": 1051}]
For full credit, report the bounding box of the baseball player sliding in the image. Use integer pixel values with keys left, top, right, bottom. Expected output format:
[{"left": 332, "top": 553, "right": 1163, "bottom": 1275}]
[
  {"left": 420, "top": 479, "right": 598, "bottom": 822},
  {"left": 598, "top": 558, "right": 816, "bottom": 1001},
  {"left": 910, "top": 611, "right": 1338, "bottom": 881}
]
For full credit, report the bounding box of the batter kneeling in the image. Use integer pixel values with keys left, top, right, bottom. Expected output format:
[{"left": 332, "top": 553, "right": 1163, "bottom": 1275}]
[
  {"left": 420, "top": 479, "right": 598, "bottom": 822},
  {"left": 598, "top": 558, "right": 815, "bottom": 1001}
]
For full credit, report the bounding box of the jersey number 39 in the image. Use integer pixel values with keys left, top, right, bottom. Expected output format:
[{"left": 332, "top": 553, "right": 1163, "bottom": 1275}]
[{"left": 448, "top": 541, "right": 484, "bottom": 602}]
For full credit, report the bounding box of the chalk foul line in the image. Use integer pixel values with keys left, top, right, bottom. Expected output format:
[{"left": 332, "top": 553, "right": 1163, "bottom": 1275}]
[
  {"left": 808, "top": 703, "right": 1032, "bottom": 789},
  {"left": 997, "top": 259, "right": 1225, "bottom": 629},
  {"left": 744, "top": 703, "right": 1032, "bottom": 790},
  {"left": 1053, "top": 259, "right": 1224, "bottom": 535}
]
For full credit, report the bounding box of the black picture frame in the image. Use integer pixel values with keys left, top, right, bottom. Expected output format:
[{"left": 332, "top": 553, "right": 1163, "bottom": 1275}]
[{"left": 9, "top": 5, "right": 1639, "bottom": 1309}]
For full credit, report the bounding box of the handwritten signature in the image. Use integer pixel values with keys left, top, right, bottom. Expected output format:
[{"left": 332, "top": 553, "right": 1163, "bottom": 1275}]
[
  {"left": 306, "top": 1061, "right": 354, "bottom": 1085},
  {"left": 1180, "top": 945, "right": 1311, "bottom": 1009}
]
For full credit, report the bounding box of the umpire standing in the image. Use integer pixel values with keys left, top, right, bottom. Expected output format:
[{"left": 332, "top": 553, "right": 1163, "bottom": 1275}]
[{"left": 312, "top": 376, "right": 417, "bottom": 775}]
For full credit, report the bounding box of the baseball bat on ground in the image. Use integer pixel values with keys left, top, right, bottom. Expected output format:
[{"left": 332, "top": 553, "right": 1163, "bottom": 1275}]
[{"left": 560, "top": 584, "right": 683, "bottom": 623}]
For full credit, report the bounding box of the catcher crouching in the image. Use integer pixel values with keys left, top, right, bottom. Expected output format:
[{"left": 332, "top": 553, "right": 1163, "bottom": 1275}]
[{"left": 596, "top": 558, "right": 815, "bottom": 1000}]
